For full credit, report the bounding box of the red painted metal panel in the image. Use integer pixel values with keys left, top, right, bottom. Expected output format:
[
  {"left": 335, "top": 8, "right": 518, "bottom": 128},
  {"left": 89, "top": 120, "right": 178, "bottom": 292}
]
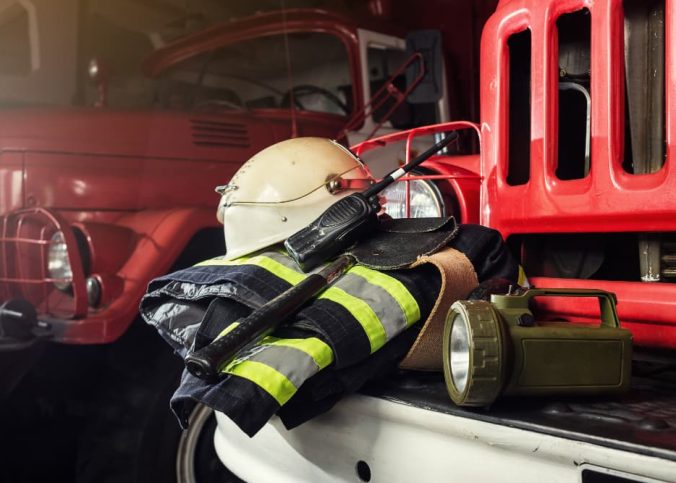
[
  {"left": 23, "top": 151, "right": 234, "bottom": 211},
  {"left": 7, "top": 109, "right": 344, "bottom": 212},
  {"left": 530, "top": 277, "right": 676, "bottom": 348}
]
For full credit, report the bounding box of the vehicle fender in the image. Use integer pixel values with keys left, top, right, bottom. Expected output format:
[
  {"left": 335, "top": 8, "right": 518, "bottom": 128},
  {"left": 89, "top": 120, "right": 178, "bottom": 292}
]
[{"left": 58, "top": 207, "right": 222, "bottom": 344}]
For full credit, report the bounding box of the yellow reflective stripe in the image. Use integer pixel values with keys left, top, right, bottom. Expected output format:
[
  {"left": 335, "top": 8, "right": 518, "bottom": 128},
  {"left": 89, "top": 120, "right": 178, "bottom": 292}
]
[
  {"left": 349, "top": 265, "right": 420, "bottom": 327},
  {"left": 196, "top": 255, "right": 306, "bottom": 286},
  {"left": 216, "top": 322, "right": 240, "bottom": 339},
  {"left": 319, "top": 287, "right": 386, "bottom": 353},
  {"left": 194, "top": 255, "right": 251, "bottom": 266},
  {"left": 223, "top": 360, "right": 297, "bottom": 405},
  {"left": 253, "top": 257, "right": 306, "bottom": 285},
  {"left": 261, "top": 336, "right": 334, "bottom": 369}
]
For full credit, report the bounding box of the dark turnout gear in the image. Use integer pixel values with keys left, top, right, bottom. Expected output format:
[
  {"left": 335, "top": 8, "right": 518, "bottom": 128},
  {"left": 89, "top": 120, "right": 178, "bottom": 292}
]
[
  {"left": 143, "top": 249, "right": 440, "bottom": 436},
  {"left": 141, "top": 224, "right": 519, "bottom": 436}
]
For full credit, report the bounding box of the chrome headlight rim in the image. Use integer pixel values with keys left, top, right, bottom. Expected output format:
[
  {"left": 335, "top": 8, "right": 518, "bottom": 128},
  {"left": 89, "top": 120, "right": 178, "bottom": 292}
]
[
  {"left": 47, "top": 227, "right": 91, "bottom": 293},
  {"left": 381, "top": 169, "right": 445, "bottom": 219}
]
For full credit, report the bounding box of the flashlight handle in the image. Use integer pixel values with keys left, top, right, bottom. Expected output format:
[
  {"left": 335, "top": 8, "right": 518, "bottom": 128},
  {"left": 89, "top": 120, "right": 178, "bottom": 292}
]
[{"left": 498, "top": 288, "right": 620, "bottom": 328}]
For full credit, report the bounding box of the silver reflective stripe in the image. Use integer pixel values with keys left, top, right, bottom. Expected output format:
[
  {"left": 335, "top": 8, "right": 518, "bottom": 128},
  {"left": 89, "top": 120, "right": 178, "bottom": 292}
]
[
  {"left": 239, "top": 344, "right": 319, "bottom": 389},
  {"left": 332, "top": 273, "right": 407, "bottom": 341},
  {"left": 223, "top": 336, "right": 333, "bottom": 405}
]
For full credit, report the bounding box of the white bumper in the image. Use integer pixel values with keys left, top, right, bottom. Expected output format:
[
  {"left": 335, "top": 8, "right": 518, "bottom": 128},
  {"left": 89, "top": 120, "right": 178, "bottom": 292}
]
[{"left": 213, "top": 393, "right": 676, "bottom": 482}]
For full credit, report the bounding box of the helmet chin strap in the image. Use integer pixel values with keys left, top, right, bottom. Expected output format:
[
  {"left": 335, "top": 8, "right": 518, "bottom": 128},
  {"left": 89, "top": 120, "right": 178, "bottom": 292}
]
[{"left": 224, "top": 164, "right": 371, "bottom": 207}]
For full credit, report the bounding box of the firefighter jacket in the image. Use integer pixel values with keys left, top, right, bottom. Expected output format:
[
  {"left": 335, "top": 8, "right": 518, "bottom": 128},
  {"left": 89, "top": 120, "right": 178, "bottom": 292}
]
[{"left": 141, "top": 224, "right": 519, "bottom": 436}]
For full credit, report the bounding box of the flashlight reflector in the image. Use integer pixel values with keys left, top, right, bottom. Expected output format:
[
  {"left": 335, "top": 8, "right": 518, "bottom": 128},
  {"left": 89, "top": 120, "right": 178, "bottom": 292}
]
[{"left": 449, "top": 314, "right": 470, "bottom": 393}]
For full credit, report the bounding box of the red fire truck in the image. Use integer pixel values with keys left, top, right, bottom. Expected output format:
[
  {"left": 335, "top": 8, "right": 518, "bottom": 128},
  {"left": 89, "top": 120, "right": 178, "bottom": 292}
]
[
  {"left": 208, "top": 0, "right": 676, "bottom": 481},
  {"left": 0, "top": 7, "right": 471, "bottom": 482}
]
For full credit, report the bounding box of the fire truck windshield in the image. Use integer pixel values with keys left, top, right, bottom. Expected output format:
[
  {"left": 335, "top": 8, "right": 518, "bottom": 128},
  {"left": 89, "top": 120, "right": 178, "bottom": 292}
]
[{"left": 156, "top": 32, "right": 351, "bottom": 115}]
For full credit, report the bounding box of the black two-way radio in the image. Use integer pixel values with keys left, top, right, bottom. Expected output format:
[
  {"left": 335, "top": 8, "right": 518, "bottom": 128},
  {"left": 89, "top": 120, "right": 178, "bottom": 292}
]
[{"left": 284, "top": 132, "right": 457, "bottom": 271}]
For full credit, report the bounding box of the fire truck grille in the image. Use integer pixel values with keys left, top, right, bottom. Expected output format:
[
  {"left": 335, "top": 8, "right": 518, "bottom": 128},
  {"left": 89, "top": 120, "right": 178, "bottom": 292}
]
[
  {"left": 0, "top": 209, "right": 82, "bottom": 318},
  {"left": 190, "top": 119, "right": 250, "bottom": 148}
]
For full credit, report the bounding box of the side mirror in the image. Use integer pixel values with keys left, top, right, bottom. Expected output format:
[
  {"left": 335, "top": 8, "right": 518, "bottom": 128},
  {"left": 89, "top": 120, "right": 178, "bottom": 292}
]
[
  {"left": 405, "top": 30, "right": 444, "bottom": 104},
  {"left": 88, "top": 57, "right": 110, "bottom": 107}
]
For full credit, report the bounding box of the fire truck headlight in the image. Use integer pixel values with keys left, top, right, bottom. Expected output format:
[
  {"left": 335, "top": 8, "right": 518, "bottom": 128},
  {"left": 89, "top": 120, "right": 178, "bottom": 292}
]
[
  {"left": 48, "top": 230, "right": 73, "bottom": 291},
  {"left": 381, "top": 176, "right": 444, "bottom": 218},
  {"left": 443, "top": 300, "right": 506, "bottom": 407}
]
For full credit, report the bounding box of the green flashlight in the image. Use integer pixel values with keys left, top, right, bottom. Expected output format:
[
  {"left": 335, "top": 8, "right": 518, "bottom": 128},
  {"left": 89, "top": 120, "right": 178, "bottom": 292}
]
[{"left": 442, "top": 288, "right": 632, "bottom": 407}]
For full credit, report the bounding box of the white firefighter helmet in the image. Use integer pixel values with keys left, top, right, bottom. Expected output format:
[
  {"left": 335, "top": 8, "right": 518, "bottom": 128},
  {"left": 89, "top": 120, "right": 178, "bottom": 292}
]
[{"left": 217, "top": 137, "right": 372, "bottom": 261}]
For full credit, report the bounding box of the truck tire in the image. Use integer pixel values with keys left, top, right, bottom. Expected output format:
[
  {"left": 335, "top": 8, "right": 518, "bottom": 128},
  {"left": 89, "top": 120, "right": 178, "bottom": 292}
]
[
  {"left": 75, "top": 321, "right": 239, "bottom": 483},
  {"left": 176, "top": 404, "right": 243, "bottom": 483}
]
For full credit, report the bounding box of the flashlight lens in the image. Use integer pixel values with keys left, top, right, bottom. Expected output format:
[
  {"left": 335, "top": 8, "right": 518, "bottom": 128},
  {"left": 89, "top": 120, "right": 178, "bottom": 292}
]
[{"left": 450, "top": 314, "right": 470, "bottom": 393}]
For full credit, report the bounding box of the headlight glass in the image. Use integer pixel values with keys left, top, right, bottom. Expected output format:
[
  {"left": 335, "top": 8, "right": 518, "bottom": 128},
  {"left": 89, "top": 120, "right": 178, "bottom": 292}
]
[
  {"left": 48, "top": 231, "right": 73, "bottom": 290},
  {"left": 449, "top": 313, "right": 470, "bottom": 393},
  {"left": 381, "top": 177, "right": 444, "bottom": 218}
]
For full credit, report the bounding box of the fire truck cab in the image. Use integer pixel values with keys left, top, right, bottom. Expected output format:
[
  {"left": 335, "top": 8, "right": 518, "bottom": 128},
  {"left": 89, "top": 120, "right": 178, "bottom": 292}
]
[{"left": 0, "top": 8, "right": 449, "bottom": 357}]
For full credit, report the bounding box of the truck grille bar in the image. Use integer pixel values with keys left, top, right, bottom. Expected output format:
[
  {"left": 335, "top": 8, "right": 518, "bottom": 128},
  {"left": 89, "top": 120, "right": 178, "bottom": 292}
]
[{"left": 0, "top": 208, "right": 87, "bottom": 319}]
